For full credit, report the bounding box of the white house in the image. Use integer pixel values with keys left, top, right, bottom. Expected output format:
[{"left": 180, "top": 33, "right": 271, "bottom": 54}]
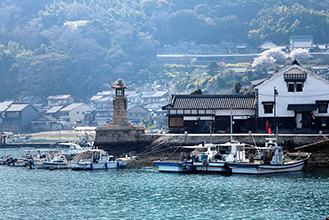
[
  {"left": 255, "top": 60, "right": 329, "bottom": 132},
  {"left": 59, "top": 103, "right": 92, "bottom": 129}
]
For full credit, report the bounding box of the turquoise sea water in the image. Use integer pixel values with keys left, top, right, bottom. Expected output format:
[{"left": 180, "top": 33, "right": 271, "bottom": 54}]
[{"left": 1, "top": 148, "right": 329, "bottom": 220}]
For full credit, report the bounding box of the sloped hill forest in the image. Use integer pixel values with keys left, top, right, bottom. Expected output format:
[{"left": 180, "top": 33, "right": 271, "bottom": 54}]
[{"left": 1, "top": 0, "right": 329, "bottom": 101}]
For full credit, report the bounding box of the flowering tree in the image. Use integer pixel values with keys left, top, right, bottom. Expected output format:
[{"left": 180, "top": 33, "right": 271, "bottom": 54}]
[
  {"left": 252, "top": 47, "right": 288, "bottom": 68},
  {"left": 251, "top": 55, "right": 276, "bottom": 67},
  {"left": 289, "top": 48, "right": 311, "bottom": 63},
  {"left": 260, "top": 47, "right": 288, "bottom": 63}
]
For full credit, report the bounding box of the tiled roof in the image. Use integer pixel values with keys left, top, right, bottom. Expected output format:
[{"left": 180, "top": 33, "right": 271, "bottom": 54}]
[{"left": 163, "top": 94, "right": 255, "bottom": 110}]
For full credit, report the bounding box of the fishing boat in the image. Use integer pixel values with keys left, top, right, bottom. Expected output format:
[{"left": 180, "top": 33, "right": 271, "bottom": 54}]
[
  {"left": 191, "top": 141, "right": 250, "bottom": 173},
  {"left": 226, "top": 138, "right": 310, "bottom": 175},
  {"left": 42, "top": 152, "right": 70, "bottom": 169},
  {"left": 70, "top": 149, "right": 122, "bottom": 170}
]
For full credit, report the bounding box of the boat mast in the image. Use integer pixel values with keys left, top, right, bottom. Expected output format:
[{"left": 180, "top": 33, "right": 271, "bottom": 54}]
[{"left": 230, "top": 104, "right": 233, "bottom": 142}]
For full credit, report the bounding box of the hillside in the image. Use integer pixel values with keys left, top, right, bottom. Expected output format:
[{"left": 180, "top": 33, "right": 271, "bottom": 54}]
[{"left": 1, "top": 0, "right": 329, "bottom": 100}]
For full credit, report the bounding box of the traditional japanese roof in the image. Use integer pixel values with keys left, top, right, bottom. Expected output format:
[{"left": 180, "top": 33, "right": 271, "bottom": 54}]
[
  {"left": 162, "top": 94, "right": 256, "bottom": 110},
  {"left": 289, "top": 35, "right": 313, "bottom": 48},
  {"left": 258, "top": 40, "right": 277, "bottom": 50}
]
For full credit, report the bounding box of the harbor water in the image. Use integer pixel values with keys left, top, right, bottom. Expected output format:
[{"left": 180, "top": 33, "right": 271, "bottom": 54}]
[{"left": 1, "top": 148, "right": 329, "bottom": 220}]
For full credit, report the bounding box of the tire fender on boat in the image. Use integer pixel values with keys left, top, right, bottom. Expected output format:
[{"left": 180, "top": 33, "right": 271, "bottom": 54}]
[
  {"left": 117, "top": 161, "right": 119, "bottom": 168},
  {"left": 105, "top": 163, "right": 108, "bottom": 170},
  {"left": 90, "top": 164, "right": 93, "bottom": 170}
]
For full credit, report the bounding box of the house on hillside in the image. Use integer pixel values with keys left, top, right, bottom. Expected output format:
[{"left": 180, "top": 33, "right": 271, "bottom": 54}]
[
  {"left": 45, "top": 106, "right": 65, "bottom": 119},
  {"left": 258, "top": 40, "right": 278, "bottom": 52},
  {"left": 127, "top": 104, "right": 150, "bottom": 123},
  {"left": 0, "top": 104, "right": 39, "bottom": 132},
  {"left": 141, "top": 91, "right": 169, "bottom": 106},
  {"left": 254, "top": 60, "right": 329, "bottom": 133},
  {"left": 59, "top": 103, "right": 92, "bottom": 129},
  {"left": 47, "top": 95, "right": 74, "bottom": 107},
  {"left": 90, "top": 92, "right": 113, "bottom": 126},
  {"left": 31, "top": 115, "right": 61, "bottom": 132},
  {"left": 289, "top": 35, "right": 313, "bottom": 50},
  {"left": 162, "top": 94, "right": 256, "bottom": 134}
]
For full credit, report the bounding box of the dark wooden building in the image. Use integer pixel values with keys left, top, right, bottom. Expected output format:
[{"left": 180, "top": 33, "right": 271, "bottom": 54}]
[{"left": 162, "top": 94, "right": 256, "bottom": 133}]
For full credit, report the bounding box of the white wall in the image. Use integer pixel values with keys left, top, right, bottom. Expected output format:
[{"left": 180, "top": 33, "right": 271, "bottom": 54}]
[{"left": 257, "top": 66, "right": 329, "bottom": 118}]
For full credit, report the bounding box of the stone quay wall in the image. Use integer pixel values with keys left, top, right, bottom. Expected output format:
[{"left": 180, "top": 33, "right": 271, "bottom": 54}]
[{"left": 95, "top": 132, "right": 329, "bottom": 168}]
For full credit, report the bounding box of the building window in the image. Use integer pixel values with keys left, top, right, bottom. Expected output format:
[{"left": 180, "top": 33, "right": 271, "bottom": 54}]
[
  {"left": 319, "top": 104, "right": 328, "bottom": 113},
  {"left": 287, "top": 82, "right": 303, "bottom": 92},
  {"left": 296, "top": 83, "right": 303, "bottom": 92},
  {"left": 184, "top": 110, "right": 191, "bottom": 114},
  {"left": 264, "top": 104, "right": 273, "bottom": 114},
  {"left": 288, "top": 83, "right": 294, "bottom": 92}
]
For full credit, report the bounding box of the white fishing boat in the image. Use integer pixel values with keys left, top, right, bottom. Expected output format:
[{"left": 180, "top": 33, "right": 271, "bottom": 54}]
[
  {"left": 191, "top": 141, "right": 250, "bottom": 173},
  {"left": 56, "top": 142, "right": 86, "bottom": 157},
  {"left": 70, "top": 149, "right": 122, "bottom": 170},
  {"left": 226, "top": 138, "right": 310, "bottom": 175},
  {"left": 42, "top": 152, "right": 70, "bottom": 169}
]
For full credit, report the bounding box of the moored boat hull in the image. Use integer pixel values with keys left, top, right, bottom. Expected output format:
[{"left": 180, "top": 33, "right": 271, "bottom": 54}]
[
  {"left": 43, "top": 162, "right": 70, "bottom": 169},
  {"left": 227, "top": 159, "right": 307, "bottom": 175},
  {"left": 193, "top": 161, "right": 230, "bottom": 173},
  {"left": 71, "top": 161, "right": 121, "bottom": 170},
  {"left": 153, "top": 161, "right": 195, "bottom": 173}
]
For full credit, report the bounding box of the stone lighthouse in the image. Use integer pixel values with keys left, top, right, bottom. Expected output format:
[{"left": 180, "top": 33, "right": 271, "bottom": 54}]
[
  {"left": 94, "top": 79, "right": 147, "bottom": 153},
  {"left": 109, "top": 79, "right": 129, "bottom": 126}
]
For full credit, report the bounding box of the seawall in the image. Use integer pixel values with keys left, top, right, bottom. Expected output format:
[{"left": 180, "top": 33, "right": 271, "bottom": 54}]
[{"left": 95, "top": 133, "right": 329, "bottom": 168}]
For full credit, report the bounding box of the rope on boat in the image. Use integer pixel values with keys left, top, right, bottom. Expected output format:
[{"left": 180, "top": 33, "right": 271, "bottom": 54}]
[
  {"left": 139, "top": 135, "right": 179, "bottom": 155},
  {"left": 162, "top": 138, "right": 186, "bottom": 160}
]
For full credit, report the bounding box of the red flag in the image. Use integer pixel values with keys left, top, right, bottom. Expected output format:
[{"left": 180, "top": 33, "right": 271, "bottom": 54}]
[
  {"left": 268, "top": 127, "right": 272, "bottom": 134},
  {"left": 310, "top": 111, "right": 315, "bottom": 120}
]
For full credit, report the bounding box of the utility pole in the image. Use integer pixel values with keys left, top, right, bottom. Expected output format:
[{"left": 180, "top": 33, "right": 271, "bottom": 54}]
[{"left": 274, "top": 87, "right": 279, "bottom": 142}]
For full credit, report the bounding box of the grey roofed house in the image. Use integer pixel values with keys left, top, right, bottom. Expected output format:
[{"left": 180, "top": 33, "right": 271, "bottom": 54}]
[
  {"left": 163, "top": 94, "right": 255, "bottom": 110},
  {"left": 31, "top": 115, "right": 61, "bottom": 132},
  {"left": 127, "top": 104, "right": 150, "bottom": 123},
  {"left": 289, "top": 35, "right": 313, "bottom": 49},
  {"left": 258, "top": 40, "right": 277, "bottom": 51},
  {"left": 1, "top": 103, "right": 39, "bottom": 132},
  {"left": 46, "top": 94, "right": 74, "bottom": 106}
]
